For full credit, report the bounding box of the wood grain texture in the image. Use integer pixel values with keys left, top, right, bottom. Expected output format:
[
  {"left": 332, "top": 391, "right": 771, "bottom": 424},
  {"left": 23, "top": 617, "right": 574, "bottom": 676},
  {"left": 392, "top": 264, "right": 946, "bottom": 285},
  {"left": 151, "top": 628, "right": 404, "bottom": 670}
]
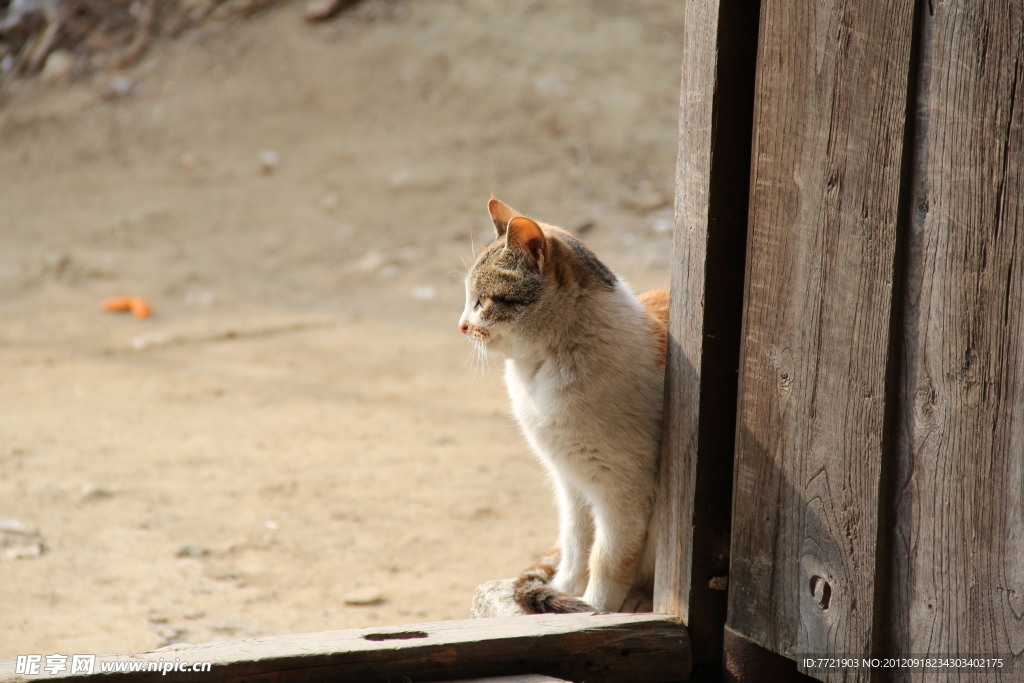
[
  {"left": 0, "top": 613, "right": 690, "bottom": 683},
  {"left": 726, "top": 0, "right": 915, "bottom": 677},
  {"left": 654, "top": 0, "right": 757, "bottom": 666},
  {"left": 890, "top": 0, "right": 1024, "bottom": 678},
  {"left": 425, "top": 677, "right": 570, "bottom": 683},
  {"left": 654, "top": 0, "right": 714, "bottom": 625}
]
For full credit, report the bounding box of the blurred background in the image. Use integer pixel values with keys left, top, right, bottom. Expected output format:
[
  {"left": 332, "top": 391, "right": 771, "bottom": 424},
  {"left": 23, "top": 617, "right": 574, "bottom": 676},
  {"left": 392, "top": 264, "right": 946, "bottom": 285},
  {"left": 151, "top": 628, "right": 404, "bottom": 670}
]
[{"left": 0, "top": 0, "right": 681, "bottom": 657}]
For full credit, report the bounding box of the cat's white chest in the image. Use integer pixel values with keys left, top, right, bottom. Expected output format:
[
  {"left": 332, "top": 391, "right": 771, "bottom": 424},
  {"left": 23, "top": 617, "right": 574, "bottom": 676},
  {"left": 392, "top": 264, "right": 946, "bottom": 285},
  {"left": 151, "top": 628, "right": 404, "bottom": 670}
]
[
  {"left": 504, "top": 359, "right": 569, "bottom": 425},
  {"left": 503, "top": 357, "right": 609, "bottom": 471}
]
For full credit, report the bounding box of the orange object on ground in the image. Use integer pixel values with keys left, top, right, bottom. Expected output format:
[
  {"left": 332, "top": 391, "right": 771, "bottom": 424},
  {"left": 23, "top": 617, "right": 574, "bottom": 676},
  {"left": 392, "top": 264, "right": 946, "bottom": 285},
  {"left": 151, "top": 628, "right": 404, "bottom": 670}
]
[
  {"left": 128, "top": 297, "right": 152, "bottom": 319},
  {"left": 100, "top": 296, "right": 133, "bottom": 312},
  {"left": 100, "top": 295, "right": 152, "bottom": 319}
]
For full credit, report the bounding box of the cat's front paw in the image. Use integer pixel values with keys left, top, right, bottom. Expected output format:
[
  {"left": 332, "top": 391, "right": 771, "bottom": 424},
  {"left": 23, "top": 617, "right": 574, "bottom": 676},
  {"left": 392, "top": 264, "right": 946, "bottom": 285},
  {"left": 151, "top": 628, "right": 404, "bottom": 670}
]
[{"left": 582, "top": 582, "right": 633, "bottom": 613}]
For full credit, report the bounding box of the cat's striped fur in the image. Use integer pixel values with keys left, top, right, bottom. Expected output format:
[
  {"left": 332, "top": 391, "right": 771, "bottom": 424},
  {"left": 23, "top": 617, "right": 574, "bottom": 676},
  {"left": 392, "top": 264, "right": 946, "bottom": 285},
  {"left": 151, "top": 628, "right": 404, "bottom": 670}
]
[{"left": 460, "top": 197, "right": 668, "bottom": 613}]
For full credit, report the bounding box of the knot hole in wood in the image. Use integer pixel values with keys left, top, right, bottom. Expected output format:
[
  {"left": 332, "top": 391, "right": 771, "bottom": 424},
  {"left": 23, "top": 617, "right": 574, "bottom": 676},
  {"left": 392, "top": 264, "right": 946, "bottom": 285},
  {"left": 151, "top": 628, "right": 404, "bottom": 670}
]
[
  {"left": 363, "top": 631, "right": 429, "bottom": 641},
  {"left": 809, "top": 575, "right": 832, "bottom": 610}
]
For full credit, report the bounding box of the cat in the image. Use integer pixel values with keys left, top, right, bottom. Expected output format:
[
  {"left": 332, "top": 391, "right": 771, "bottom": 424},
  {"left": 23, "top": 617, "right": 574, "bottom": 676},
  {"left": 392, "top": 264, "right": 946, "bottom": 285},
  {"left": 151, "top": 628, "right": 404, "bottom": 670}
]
[{"left": 459, "top": 197, "right": 669, "bottom": 613}]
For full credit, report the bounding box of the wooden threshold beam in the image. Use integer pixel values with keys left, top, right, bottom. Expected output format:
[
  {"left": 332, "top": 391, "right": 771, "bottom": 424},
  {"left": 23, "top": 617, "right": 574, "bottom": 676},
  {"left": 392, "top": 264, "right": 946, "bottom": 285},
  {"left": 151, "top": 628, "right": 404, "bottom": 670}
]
[{"left": 0, "top": 613, "right": 690, "bottom": 683}]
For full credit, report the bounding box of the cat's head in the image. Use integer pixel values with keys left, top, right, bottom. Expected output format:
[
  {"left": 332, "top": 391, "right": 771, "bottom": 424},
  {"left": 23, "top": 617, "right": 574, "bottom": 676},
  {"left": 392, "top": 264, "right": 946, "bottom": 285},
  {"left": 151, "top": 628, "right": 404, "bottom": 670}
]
[{"left": 458, "top": 197, "right": 616, "bottom": 358}]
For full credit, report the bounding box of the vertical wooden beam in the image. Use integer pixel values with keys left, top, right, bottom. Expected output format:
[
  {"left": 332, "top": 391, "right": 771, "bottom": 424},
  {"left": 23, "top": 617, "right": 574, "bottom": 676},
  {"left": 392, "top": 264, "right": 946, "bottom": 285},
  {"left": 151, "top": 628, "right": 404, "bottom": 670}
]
[
  {"left": 891, "top": 0, "right": 1024, "bottom": 674},
  {"left": 726, "top": 0, "right": 915, "bottom": 677},
  {"left": 655, "top": 0, "right": 759, "bottom": 669}
]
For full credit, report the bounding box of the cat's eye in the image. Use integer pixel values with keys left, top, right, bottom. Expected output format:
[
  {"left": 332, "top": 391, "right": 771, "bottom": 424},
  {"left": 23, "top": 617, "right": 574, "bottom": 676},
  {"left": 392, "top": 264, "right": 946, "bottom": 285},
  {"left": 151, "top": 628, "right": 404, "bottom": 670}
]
[{"left": 473, "top": 298, "right": 482, "bottom": 310}]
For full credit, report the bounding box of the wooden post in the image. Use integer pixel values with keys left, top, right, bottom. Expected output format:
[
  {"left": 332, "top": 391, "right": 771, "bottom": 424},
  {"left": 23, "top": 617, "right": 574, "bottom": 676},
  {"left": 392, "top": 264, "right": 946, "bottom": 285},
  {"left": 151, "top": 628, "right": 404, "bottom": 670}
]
[
  {"left": 654, "top": 0, "right": 759, "bottom": 668},
  {"left": 726, "top": 0, "right": 916, "bottom": 678},
  {"left": 890, "top": 0, "right": 1024, "bottom": 671},
  {"left": 723, "top": 0, "right": 1024, "bottom": 678}
]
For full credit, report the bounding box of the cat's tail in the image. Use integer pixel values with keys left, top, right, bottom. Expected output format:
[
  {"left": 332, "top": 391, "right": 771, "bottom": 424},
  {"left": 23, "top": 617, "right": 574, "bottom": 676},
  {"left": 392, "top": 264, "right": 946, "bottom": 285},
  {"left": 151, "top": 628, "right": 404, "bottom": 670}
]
[{"left": 511, "top": 549, "right": 595, "bottom": 614}]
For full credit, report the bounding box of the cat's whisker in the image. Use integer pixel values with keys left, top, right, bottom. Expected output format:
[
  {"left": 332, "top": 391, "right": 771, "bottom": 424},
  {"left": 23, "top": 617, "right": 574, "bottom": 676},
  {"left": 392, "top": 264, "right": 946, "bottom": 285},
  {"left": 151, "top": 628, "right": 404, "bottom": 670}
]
[
  {"left": 480, "top": 341, "right": 491, "bottom": 373},
  {"left": 462, "top": 344, "right": 477, "bottom": 369},
  {"left": 467, "top": 348, "right": 480, "bottom": 383},
  {"left": 471, "top": 341, "right": 484, "bottom": 380},
  {"left": 468, "top": 338, "right": 490, "bottom": 382},
  {"left": 463, "top": 342, "right": 481, "bottom": 383}
]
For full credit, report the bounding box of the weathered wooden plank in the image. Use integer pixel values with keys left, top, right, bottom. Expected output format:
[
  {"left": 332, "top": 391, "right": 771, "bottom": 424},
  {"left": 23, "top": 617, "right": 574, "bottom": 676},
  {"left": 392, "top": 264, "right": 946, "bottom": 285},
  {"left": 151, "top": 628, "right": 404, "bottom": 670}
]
[
  {"left": 890, "top": 0, "right": 1024, "bottom": 678},
  {"left": 427, "top": 677, "right": 569, "bottom": 683},
  {"left": 0, "top": 613, "right": 690, "bottom": 683},
  {"left": 654, "top": 0, "right": 758, "bottom": 667},
  {"left": 726, "top": 0, "right": 915, "bottom": 677}
]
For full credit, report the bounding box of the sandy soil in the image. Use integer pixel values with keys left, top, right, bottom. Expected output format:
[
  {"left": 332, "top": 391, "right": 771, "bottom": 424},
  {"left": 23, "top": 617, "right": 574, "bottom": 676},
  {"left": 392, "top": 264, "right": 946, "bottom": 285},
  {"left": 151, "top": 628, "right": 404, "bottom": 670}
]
[{"left": 0, "top": 0, "right": 681, "bottom": 658}]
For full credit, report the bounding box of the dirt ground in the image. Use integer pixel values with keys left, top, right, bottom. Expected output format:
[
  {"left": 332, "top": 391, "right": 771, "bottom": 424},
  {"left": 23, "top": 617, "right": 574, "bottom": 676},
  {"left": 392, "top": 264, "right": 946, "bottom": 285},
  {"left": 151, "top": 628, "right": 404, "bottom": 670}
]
[{"left": 0, "top": 0, "right": 681, "bottom": 659}]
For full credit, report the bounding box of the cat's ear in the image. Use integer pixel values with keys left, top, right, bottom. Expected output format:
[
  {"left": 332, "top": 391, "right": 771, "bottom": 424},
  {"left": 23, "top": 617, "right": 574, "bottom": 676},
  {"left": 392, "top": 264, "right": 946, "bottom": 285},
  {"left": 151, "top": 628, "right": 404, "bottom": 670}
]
[
  {"left": 506, "top": 216, "right": 548, "bottom": 269},
  {"left": 488, "top": 196, "right": 520, "bottom": 238}
]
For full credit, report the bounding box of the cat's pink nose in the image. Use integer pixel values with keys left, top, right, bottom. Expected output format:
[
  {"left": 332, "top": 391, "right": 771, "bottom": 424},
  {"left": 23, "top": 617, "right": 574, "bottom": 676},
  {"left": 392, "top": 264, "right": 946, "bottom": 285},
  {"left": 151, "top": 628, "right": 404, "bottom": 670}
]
[{"left": 459, "top": 322, "right": 469, "bottom": 334}]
